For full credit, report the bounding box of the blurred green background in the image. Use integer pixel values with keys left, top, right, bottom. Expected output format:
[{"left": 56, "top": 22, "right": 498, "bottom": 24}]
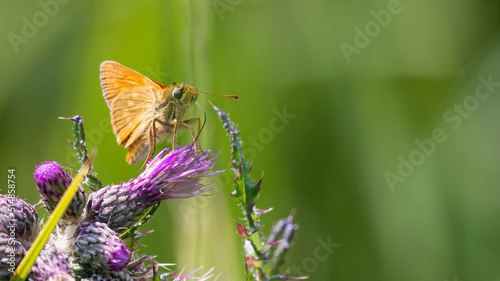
[{"left": 2, "top": 0, "right": 500, "bottom": 280}]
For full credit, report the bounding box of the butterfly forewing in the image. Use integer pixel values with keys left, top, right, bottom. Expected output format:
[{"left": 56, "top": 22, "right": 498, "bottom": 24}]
[{"left": 100, "top": 61, "right": 165, "bottom": 107}]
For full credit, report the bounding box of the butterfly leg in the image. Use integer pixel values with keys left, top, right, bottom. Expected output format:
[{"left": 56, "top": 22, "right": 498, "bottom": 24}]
[
  {"left": 148, "top": 120, "right": 158, "bottom": 160},
  {"left": 139, "top": 125, "right": 157, "bottom": 172},
  {"left": 169, "top": 119, "right": 178, "bottom": 149},
  {"left": 149, "top": 118, "right": 180, "bottom": 151},
  {"left": 182, "top": 117, "right": 202, "bottom": 152}
]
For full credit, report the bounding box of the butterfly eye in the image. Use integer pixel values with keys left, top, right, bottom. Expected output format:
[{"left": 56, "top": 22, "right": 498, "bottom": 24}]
[{"left": 172, "top": 88, "right": 183, "bottom": 99}]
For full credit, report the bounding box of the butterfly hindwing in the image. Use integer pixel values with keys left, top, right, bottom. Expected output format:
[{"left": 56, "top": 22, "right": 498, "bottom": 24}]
[{"left": 126, "top": 136, "right": 150, "bottom": 165}]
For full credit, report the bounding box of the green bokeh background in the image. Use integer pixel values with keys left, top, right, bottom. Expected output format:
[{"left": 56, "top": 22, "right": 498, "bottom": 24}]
[{"left": 2, "top": 0, "right": 500, "bottom": 280}]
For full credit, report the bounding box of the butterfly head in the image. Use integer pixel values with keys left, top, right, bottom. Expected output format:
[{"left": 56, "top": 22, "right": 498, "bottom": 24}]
[{"left": 171, "top": 83, "right": 199, "bottom": 107}]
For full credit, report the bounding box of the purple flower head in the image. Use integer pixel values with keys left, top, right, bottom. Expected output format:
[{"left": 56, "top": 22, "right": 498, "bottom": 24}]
[
  {"left": 87, "top": 145, "right": 222, "bottom": 232},
  {"left": 75, "top": 222, "right": 130, "bottom": 272},
  {"left": 34, "top": 161, "right": 87, "bottom": 220},
  {"left": 0, "top": 233, "right": 25, "bottom": 279},
  {"left": 79, "top": 270, "right": 134, "bottom": 281},
  {"left": 0, "top": 194, "right": 39, "bottom": 243},
  {"left": 29, "top": 241, "right": 73, "bottom": 281}
]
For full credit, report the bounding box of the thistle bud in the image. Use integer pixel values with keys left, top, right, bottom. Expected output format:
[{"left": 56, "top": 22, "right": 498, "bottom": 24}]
[
  {"left": 29, "top": 241, "right": 73, "bottom": 281},
  {"left": 75, "top": 222, "right": 130, "bottom": 272},
  {"left": 0, "top": 233, "right": 25, "bottom": 279},
  {"left": 34, "top": 161, "right": 87, "bottom": 220},
  {"left": 0, "top": 194, "right": 39, "bottom": 242}
]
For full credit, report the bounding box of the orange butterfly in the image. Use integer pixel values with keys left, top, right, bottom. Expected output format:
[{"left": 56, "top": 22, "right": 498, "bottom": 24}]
[{"left": 100, "top": 61, "right": 204, "bottom": 166}]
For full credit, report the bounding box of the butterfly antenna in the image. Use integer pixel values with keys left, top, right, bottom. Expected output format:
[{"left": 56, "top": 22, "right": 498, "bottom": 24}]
[
  {"left": 194, "top": 100, "right": 207, "bottom": 142},
  {"left": 199, "top": 90, "right": 238, "bottom": 99}
]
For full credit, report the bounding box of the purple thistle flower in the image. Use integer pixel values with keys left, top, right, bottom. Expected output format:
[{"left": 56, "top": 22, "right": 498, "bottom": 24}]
[
  {"left": 75, "top": 222, "right": 130, "bottom": 272},
  {"left": 0, "top": 194, "right": 39, "bottom": 243},
  {"left": 34, "top": 161, "right": 87, "bottom": 220},
  {"left": 86, "top": 145, "right": 221, "bottom": 232},
  {"left": 79, "top": 270, "right": 134, "bottom": 281},
  {"left": 0, "top": 233, "right": 25, "bottom": 279},
  {"left": 29, "top": 241, "right": 73, "bottom": 281}
]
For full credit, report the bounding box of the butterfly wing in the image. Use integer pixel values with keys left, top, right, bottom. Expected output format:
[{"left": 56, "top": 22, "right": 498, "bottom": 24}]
[
  {"left": 109, "top": 87, "right": 157, "bottom": 147},
  {"left": 100, "top": 60, "right": 176, "bottom": 164},
  {"left": 125, "top": 135, "right": 150, "bottom": 165},
  {"left": 100, "top": 61, "right": 166, "bottom": 106}
]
